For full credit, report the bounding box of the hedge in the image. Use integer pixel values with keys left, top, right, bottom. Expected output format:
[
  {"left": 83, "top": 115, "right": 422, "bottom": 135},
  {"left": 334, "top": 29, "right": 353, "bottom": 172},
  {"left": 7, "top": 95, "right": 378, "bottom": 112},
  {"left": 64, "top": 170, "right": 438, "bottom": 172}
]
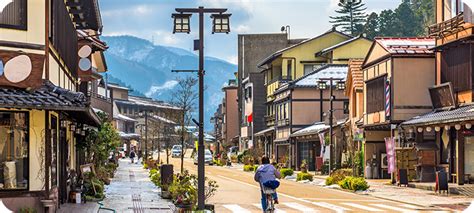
[
  {"left": 296, "top": 172, "right": 313, "bottom": 181},
  {"left": 280, "top": 168, "right": 294, "bottom": 178},
  {"left": 338, "top": 176, "right": 369, "bottom": 191}
]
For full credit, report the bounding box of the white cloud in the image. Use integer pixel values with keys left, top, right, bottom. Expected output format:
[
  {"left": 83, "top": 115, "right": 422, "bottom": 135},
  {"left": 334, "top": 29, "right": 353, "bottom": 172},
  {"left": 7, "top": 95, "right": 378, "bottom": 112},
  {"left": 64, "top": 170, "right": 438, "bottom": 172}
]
[
  {"left": 234, "top": 24, "right": 250, "bottom": 33},
  {"left": 225, "top": 55, "right": 238, "bottom": 64},
  {"left": 146, "top": 80, "right": 179, "bottom": 97}
]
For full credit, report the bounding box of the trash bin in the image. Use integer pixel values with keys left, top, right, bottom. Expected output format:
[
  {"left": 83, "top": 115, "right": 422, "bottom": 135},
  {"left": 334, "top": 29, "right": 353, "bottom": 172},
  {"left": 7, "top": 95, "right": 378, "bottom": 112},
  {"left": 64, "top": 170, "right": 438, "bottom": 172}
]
[{"left": 160, "top": 164, "right": 173, "bottom": 186}]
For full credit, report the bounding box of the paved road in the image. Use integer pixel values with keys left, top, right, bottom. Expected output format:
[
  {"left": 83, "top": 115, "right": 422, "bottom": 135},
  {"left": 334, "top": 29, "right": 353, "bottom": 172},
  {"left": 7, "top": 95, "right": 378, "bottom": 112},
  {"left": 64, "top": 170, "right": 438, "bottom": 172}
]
[{"left": 164, "top": 154, "right": 454, "bottom": 213}]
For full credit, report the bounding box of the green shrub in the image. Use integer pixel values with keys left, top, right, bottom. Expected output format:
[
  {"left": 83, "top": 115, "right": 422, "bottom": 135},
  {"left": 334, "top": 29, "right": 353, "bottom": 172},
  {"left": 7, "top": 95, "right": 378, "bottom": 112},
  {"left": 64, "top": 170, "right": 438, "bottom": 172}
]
[
  {"left": 296, "top": 172, "right": 313, "bottom": 181},
  {"left": 149, "top": 168, "right": 161, "bottom": 187},
  {"left": 19, "top": 208, "right": 36, "bottom": 213},
  {"left": 350, "top": 177, "right": 370, "bottom": 191},
  {"left": 325, "top": 176, "right": 335, "bottom": 185},
  {"left": 243, "top": 164, "right": 258, "bottom": 172},
  {"left": 338, "top": 176, "right": 369, "bottom": 191},
  {"left": 143, "top": 163, "right": 148, "bottom": 169},
  {"left": 213, "top": 159, "right": 224, "bottom": 166},
  {"left": 280, "top": 168, "right": 294, "bottom": 178},
  {"left": 328, "top": 168, "right": 353, "bottom": 185}
]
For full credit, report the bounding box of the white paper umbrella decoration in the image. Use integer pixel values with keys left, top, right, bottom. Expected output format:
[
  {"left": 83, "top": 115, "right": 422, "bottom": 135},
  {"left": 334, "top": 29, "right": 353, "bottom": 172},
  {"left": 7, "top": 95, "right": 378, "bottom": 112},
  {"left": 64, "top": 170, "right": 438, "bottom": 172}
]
[
  {"left": 4, "top": 55, "right": 32, "bottom": 83},
  {"left": 0, "top": 199, "right": 13, "bottom": 213},
  {"left": 79, "top": 58, "right": 92, "bottom": 71},
  {"left": 78, "top": 45, "right": 92, "bottom": 58},
  {"left": 0, "top": 0, "right": 13, "bottom": 12},
  {"left": 0, "top": 60, "right": 3, "bottom": 76}
]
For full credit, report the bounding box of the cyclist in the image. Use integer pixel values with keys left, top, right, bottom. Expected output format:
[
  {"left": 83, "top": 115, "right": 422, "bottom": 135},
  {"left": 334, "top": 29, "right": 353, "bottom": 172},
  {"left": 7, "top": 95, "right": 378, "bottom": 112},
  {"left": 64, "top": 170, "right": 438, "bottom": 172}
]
[{"left": 254, "top": 156, "right": 281, "bottom": 211}]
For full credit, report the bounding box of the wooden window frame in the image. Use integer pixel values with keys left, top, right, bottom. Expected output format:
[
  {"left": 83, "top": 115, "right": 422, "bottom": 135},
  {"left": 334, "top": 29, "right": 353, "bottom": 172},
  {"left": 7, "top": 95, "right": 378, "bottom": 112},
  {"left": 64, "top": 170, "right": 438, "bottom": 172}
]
[
  {"left": 366, "top": 75, "right": 386, "bottom": 114},
  {"left": 0, "top": 0, "right": 27, "bottom": 30}
]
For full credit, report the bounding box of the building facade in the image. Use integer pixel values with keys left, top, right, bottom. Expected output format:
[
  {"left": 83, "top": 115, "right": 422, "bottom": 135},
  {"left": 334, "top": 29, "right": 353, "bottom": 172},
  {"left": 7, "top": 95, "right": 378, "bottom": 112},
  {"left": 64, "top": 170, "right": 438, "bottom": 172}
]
[
  {"left": 221, "top": 80, "right": 239, "bottom": 148},
  {"left": 0, "top": 0, "right": 107, "bottom": 210}
]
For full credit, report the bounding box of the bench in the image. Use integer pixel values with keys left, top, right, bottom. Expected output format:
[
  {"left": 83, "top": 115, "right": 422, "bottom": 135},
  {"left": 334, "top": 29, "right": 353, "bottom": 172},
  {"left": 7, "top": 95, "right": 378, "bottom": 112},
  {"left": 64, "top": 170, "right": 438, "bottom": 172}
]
[{"left": 451, "top": 173, "right": 472, "bottom": 184}]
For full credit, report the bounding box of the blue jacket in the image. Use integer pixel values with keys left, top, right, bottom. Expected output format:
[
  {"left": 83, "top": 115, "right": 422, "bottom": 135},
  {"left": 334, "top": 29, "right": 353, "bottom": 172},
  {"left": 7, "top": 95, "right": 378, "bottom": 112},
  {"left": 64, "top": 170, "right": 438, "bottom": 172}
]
[{"left": 254, "top": 164, "right": 281, "bottom": 186}]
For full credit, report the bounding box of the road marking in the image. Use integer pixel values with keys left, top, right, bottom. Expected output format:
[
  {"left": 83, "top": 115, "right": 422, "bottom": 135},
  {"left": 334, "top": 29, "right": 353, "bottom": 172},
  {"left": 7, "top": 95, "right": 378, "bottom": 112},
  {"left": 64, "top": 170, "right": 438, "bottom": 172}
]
[
  {"left": 340, "top": 203, "right": 383, "bottom": 212},
  {"left": 222, "top": 204, "right": 251, "bottom": 213},
  {"left": 398, "top": 203, "right": 423, "bottom": 209},
  {"left": 303, "top": 198, "right": 384, "bottom": 202},
  {"left": 370, "top": 203, "right": 411, "bottom": 212},
  {"left": 311, "top": 202, "right": 351, "bottom": 213},
  {"left": 283, "top": 202, "right": 318, "bottom": 213},
  {"left": 252, "top": 204, "right": 287, "bottom": 213}
]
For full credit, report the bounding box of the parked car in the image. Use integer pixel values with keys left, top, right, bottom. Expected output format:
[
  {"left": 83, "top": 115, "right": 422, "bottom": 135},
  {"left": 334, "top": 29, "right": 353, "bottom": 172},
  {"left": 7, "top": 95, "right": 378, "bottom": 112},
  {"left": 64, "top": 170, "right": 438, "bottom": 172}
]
[
  {"left": 194, "top": 149, "right": 213, "bottom": 165},
  {"left": 171, "top": 145, "right": 182, "bottom": 158}
]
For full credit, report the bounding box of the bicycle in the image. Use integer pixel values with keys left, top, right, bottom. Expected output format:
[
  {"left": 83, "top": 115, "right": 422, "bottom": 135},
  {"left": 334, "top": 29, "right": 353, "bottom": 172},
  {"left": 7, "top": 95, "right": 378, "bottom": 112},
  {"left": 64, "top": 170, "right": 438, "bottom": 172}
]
[{"left": 263, "top": 187, "right": 276, "bottom": 213}]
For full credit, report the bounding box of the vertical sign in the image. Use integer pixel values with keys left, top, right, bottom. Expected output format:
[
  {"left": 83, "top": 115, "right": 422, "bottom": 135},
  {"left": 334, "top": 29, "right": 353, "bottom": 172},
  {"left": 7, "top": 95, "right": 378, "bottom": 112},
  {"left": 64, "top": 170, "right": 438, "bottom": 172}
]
[
  {"left": 318, "top": 132, "right": 325, "bottom": 157},
  {"left": 385, "top": 80, "right": 391, "bottom": 120},
  {"left": 384, "top": 137, "right": 396, "bottom": 173}
]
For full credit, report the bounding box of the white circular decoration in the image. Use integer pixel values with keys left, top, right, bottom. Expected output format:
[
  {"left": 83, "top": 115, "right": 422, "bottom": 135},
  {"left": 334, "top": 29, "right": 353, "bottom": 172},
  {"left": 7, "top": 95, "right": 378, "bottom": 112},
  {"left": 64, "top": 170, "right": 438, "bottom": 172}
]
[
  {"left": 78, "top": 45, "right": 92, "bottom": 58},
  {"left": 4, "top": 55, "right": 32, "bottom": 83},
  {"left": 79, "top": 58, "right": 92, "bottom": 71},
  {"left": 435, "top": 126, "right": 441, "bottom": 132}
]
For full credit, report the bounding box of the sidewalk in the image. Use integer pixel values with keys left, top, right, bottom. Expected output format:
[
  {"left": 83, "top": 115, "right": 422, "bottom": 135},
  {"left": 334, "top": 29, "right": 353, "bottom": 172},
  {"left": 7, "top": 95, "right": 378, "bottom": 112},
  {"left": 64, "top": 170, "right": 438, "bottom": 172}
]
[
  {"left": 312, "top": 175, "right": 473, "bottom": 209},
  {"left": 101, "top": 158, "right": 173, "bottom": 212}
]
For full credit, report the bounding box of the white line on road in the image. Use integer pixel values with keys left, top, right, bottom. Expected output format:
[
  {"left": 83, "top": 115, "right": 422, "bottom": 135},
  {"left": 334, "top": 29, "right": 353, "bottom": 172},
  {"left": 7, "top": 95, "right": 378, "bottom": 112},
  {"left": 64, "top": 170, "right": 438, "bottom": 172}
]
[
  {"left": 252, "top": 203, "right": 287, "bottom": 213},
  {"left": 223, "top": 204, "right": 251, "bottom": 213},
  {"left": 370, "top": 203, "right": 412, "bottom": 212},
  {"left": 311, "top": 202, "right": 351, "bottom": 213},
  {"left": 398, "top": 203, "right": 424, "bottom": 209},
  {"left": 283, "top": 202, "right": 318, "bottom": 213},
  {"left": 340, "top": 203, "right": 383, "bottom": 212}
]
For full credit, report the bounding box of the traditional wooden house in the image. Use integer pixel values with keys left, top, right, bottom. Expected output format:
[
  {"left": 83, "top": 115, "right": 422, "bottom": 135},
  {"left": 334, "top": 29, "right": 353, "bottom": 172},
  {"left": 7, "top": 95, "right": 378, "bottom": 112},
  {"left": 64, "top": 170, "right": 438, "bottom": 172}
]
[
  {"left": 0, "top": 0, "right": 108, "bottom": 210},
  {"left": 401, "top": 0, "right": 474, "bottom": 185},
  {"left": 361, "top": 38, "right": 435, "bottom": 179}
]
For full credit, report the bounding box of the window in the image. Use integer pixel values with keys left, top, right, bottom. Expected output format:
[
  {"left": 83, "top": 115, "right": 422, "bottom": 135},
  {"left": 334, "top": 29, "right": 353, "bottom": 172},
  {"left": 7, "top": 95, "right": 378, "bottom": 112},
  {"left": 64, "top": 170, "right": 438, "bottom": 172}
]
[
  {"left": 0, "top": 0, "right": 27, "bottom": 30},
  {"left": 0, "top": 112, "right": 29, "bottom": 190},
  {"left": 343, "top": 101, "right": 349, "bottom": 114},
  {"left": 248, "top": 87, "right": 252, "bottom": 99},
  {"left": 303, "top": 64, "right": 323, "bottom": 76},
  {"left": 441, "top": 43, "right": 472, "bottom": 92},
  {"left": 366, "top": 76, "right": 385, "bottom": 114},
  {"left": 287, "top": 60, "right": 292, "bottom": 79}
]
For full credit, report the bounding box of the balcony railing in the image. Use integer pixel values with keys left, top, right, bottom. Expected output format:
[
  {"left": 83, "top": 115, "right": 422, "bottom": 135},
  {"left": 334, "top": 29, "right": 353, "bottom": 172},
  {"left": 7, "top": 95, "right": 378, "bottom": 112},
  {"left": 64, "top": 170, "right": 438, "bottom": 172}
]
[
  {"left": 276, "top": 118, "right": 290, "bottom": 127},
  {"left": 265, "top": 115, "right": 275, "bottom": 126},
  {"left": 89, "top": 92, "right": 112, "bottom": 117},
  {"left": 429, "top": 13, "right": 465, "bottom": 38},
  {"left": 51, "top": 0, "right": 78, "bottom": 77}
]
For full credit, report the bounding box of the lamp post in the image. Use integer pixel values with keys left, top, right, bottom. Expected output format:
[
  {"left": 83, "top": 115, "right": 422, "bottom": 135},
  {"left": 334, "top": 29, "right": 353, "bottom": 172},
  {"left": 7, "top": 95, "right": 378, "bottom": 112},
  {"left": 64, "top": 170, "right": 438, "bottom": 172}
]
[
  {"left": 172, "top": 7, "right": 231, "bottom": 210},
  {"left": 317, "top": 78, "right": 345, "bottom": 175}
]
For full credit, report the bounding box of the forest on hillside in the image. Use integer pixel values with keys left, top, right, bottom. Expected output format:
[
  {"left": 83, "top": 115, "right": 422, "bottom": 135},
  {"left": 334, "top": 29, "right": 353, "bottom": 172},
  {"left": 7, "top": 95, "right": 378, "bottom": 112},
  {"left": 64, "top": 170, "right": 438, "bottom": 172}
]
[{"left": 331, "top": 0, "right": 434, "bottom": 38}]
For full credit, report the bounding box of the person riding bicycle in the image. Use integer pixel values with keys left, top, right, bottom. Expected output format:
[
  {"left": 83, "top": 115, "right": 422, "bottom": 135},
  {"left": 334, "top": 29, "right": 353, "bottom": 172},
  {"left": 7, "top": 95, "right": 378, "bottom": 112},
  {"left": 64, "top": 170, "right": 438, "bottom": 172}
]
[{"left": 254, "top": 156, "right": 281, "bottom": 211}]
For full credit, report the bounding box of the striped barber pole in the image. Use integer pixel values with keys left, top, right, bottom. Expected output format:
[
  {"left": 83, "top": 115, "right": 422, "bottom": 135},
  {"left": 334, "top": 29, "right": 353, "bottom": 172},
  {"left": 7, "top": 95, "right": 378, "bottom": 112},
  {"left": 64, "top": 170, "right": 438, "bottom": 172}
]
[{"left": 385, "top": 80, "right": 391, "bottom": 119}]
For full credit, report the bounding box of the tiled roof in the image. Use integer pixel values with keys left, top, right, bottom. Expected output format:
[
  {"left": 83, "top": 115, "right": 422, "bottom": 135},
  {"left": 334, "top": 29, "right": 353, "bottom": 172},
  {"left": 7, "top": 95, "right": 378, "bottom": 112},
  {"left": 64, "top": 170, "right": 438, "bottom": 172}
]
[
  {"left": 375, "top": 37, "right": 435, "bottom": 55},
  {"left": 0, "top": 81, "right": 88, "bottom": 110},
  {"left": 294, "top": 64, "right": 348, "bottom": 87},
  {"left": 291, "top": 122, "right": 329, "bottom": 137},
  {"left": 346, "top": 59, "right": 364, "bottom": 93},
  {"left": 115, "top": 96, "right": 181, "bottom": 110},
  {"left": 402, "top": 104, "right": 474, "bottom": 126}
]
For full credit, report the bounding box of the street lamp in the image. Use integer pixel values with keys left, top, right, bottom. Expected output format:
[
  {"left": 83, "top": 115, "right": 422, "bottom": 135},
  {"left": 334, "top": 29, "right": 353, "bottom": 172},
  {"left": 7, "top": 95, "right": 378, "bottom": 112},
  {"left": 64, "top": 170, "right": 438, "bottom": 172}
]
[
  {"left": 172, "top": 7, "right": 231, "bottom": 210},
  {"left": 317, "top": 77, "right": 345, "bottom": 175},
  {"left": 137, "top": 110, "right": 151, "bottom": 161}
]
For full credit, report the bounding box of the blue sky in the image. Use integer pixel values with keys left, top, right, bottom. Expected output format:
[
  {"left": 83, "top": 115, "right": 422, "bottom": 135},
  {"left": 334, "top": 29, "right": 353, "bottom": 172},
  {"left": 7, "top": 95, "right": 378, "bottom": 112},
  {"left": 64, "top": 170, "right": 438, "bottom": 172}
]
[{"left": 99, "top": 0, "right": 401, "bottom": 64}]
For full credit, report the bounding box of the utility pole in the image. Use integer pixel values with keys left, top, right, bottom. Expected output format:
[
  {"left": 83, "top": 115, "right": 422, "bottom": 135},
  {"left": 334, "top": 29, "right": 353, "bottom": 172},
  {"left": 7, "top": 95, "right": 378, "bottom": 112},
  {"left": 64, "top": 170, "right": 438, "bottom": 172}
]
[{"left": 145, "top": 110, "right": 149, "bottom": 160}]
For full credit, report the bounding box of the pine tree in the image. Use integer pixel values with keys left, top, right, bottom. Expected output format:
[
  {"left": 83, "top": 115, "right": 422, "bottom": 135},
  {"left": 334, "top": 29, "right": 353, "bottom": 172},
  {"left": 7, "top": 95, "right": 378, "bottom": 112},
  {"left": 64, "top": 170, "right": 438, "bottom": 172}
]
[
  {"left": 378, "top": 9, "right": 398, "bottom": 37},
  {"left": 330, "top": 0, "right": 368, "bottom": 36},
  {"left": 363, "top": 12, "right": 379, "bottom": 39},
  {"left": 395, "top": 0, "right": 422, "bottom": 37}
]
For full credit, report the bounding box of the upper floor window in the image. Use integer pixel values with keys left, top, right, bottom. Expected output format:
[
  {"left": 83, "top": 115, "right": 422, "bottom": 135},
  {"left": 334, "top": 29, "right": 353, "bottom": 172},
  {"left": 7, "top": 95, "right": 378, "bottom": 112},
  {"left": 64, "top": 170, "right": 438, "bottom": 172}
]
[
  {"left": 445, "top": 0, "right": 465, "bottom": 20},
  {"left": 0, "top": 0, "right": 27, "bottom": 30},
  {"left": 286, "top": 60, "right": 292, "bottom": 79},
  {"left": 366, "top": 76, "right": 386, "bottom": 114}
]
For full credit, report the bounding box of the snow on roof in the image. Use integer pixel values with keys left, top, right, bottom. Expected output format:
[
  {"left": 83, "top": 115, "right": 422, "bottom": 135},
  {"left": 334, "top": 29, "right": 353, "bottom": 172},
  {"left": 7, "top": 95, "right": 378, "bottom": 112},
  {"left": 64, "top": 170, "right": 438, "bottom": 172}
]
[
  {"left": 116, "top": 96, "right": 181, "bottom": 110},
  {"left": 119, "top": 132, "right": 140, "bottom": 138},
  {"left": 294, "top": 64, "right": 348, "bottom": 87},
  {"left": 114, "top": 113, "right": 137, "bottom": 122},
  {"left": 152, "top": 115, "right": 176, "bottom": 125},
  {"left": 375, "top": 37, "right": 435, "bottom": 55}
]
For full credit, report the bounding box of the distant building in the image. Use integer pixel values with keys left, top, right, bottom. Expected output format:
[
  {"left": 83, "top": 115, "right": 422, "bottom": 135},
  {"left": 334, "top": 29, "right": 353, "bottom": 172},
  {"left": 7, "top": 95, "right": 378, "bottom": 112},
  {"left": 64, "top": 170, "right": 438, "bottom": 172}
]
[{"left": 221, "top": 80, "right": 239, "bottom": 148}]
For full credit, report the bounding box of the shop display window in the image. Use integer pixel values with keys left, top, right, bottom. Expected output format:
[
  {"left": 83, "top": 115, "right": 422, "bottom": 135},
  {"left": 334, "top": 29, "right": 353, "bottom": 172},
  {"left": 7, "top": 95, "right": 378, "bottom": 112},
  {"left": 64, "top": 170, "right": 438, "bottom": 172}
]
[{"left": 0, "top": 111, "right": 28, "bottom": 190}]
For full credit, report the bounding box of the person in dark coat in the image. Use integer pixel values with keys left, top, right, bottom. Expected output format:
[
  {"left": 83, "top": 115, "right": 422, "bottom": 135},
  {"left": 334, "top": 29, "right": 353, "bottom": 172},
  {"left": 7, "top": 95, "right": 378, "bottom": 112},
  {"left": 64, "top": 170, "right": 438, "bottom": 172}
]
[{"left": 130, "top": 150, "right": 136, "bottom": 163}]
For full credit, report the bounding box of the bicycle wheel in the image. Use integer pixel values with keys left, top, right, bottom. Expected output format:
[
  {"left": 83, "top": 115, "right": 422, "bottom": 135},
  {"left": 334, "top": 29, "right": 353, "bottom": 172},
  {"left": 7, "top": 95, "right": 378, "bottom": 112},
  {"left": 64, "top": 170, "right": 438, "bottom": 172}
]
[{"left": 266, "top": 194, "right": 275, "bottom": 213}]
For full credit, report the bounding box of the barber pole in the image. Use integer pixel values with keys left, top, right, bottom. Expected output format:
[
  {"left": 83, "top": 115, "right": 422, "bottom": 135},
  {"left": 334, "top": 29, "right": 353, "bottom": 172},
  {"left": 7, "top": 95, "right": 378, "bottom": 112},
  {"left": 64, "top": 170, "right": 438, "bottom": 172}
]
[{"left": 385, "top": 80, "right": 391, "bottom": 119}]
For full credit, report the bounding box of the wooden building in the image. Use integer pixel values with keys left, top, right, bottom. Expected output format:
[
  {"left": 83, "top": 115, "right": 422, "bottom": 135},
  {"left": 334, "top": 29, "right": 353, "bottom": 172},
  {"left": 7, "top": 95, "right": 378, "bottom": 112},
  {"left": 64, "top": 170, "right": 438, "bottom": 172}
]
[
  {"left": 0, "top": 0, "right": 109, "bottom": 210},
  {"left": 361, "top": 37, "right": 435, "bottom": 179},
  {"left": 400, "top": 0, "right": 474, "bottom": 185}
]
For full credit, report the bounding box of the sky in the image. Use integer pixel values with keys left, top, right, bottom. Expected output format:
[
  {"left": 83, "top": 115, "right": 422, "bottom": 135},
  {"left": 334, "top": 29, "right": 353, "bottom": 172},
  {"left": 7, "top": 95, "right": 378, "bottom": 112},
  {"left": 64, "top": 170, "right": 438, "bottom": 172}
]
[{"left": 99, "top": 0, "right": 402, "bottom": 65}]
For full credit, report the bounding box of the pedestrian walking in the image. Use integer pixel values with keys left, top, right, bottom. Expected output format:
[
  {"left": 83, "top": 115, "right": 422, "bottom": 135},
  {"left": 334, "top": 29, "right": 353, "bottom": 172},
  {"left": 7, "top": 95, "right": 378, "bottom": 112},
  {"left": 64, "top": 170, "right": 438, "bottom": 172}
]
[
  {"left": 130, "top": 149, "right": 136, "bottom": 164},
  {"left": 137, "top": 149, "right": 142, "bottom": 164}
]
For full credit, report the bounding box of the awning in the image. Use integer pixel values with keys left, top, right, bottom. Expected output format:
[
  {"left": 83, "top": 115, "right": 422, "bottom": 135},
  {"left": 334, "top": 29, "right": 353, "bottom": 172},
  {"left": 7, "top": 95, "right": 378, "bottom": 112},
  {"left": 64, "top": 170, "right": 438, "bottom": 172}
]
[
  {"left": 68, "top": 107, "right": 101, "bottom": 126},
  {"left": 402, "top": 104, "right": 474, "bottom": 127},
  {"left": 274, "top": 137, "right": 290, "bottom": 144},
  {"left": 255, "top": 127, "right": 274, "bottom": 137},
  {"left": 291, "top": 122, "right": 329, "bottom": 138},
  {"left": 114, "top": 113, "right": 137, "bottom": 122},
  {"left": 119, "top": 132, "right": 140, "bottom": 139}
]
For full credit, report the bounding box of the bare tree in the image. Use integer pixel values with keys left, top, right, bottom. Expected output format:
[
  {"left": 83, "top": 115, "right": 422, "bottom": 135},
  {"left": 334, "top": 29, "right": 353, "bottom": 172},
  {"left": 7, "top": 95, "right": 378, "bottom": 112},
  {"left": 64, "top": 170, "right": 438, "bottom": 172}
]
[{"left": 171, "top": 76, "right": 198, "bottom": 173}]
